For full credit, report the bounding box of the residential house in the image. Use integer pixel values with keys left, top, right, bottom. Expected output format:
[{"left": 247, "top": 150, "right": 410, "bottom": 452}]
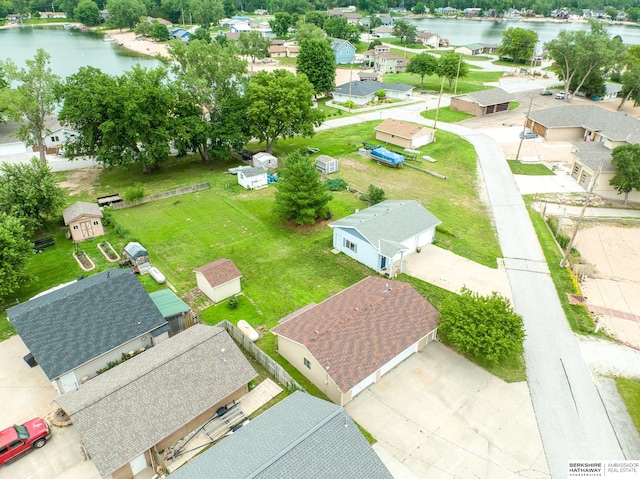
[
  {"left": 238, "top": 165, "right": 268, "bottom": 190},
  {"left": 149, "top": 289, "right": 195, "bottom": 337},
  {"left": 526, "top": 105, "right": 640, "bottom": 202},
  {"left": 416, "top": 31, "right": 440, "bottom": 47},
  {"left": 194, "top": 258, "right": 242, "bottom": 303},
  {"left": 39, "top": 11, "right": 66, "bottom": 18},
  {"left": 343, "top": 12, "right": 362, "bottom": 24},
  {"left": 271, "top": 277, "right": 439, "bottom": 405},
  {"left": 440, "top": 6, "right": 458, "bottom": 15},
  {"left": 56, "top": 324, "right": 257, "bottom": 479},
  {"left": 169, "top": 28, "right": 191, "bottom": 42},
  {"left": 602, "top": 82, "right": 622, "bottom": 101},
  {"left": 358, "top": 71, "right": 379, "bottom": 81},
  {"left": 332, "top": 81, "right": 414, "bottom": 106},
  {"left": 62, "top": 201, "right": 105, "bottom": 242},
  {"left": 454, "top": 43, "right": 499, "bottom": 56},
  {"left": 331, "top": 39, "right": 356, "bottom": 64},
  {"left": 254, "top": 8, "right": 268, "bottom": 14},
  {"left": 268, "top": 45, "right": 286, "bottom": 57},
  {"left": 365, "top": 45, "right": 407, "bottom": 73},
  {"left": 329, "top": 199, "right": 441, "bottom": 274},
  {"left": 8, "top": 269, "right": 170, "bottom": 395},
  {"left": 285, "top": 45, "right": 299, "bottom": 57},
  {"left": 463, "top": 7, "right": 482, "bottom": 16},
  {"left": 229, "top": 21, "right": 251, "bottom": 33},
  {"left": 375, "top": 118, "right": 434, "bottom": 149},
  {"left": 450, "top": 88, "right": 514, "bottom": 116},
  {"left": 377, "top": 13, "right": 394, "bottom": 25},
  {"left": 252, "top": 151, "right": 278, "bottom": 169},
  {"left": 168, "top": 391, "right": 393, "bottom": 478},
  {"left": 224, "top": 31, "right": 239, "bottom": 41},
  {"left": 372, "top": 25, "right": 393, "bottom": 38}
]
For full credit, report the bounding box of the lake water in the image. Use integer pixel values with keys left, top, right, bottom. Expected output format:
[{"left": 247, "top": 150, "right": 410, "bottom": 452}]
[
  {"left": 407, "top": 17, "right": 640, "bottom": 47},
  {"left": 0, "top": 26, "right": 160, "bottom": 78}
]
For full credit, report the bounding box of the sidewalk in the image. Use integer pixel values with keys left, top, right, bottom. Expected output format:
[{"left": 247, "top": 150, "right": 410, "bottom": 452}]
[{"left": 534, "top": 201, "right": 640, "bottom": 219}]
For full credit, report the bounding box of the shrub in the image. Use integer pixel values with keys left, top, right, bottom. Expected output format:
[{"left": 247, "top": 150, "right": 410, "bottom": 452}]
[
  {"left": 324, "top": 177, "right": 348, "bottom": 191},
  {"left": 123, "top": 183, "right": 145, "bottom": 202},
  {"left": 228, "top": 295, "right": 239, "bottom": 309}
]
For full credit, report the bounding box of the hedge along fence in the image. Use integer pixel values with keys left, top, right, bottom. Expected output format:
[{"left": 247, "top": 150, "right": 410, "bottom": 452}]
[
  {"left": 111, "top": 183, "right": 210, "bottom": 209},
  {"left": 217, "top": 319, "right": 304, "bottom": 393}
]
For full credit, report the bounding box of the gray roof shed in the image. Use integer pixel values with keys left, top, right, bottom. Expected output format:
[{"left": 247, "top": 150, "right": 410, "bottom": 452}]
[
  {"left": 57, "top": 324, "right": 257, "bottom": 479},
  {"left": 168, "top": 391, "right": 393, "bottom": 479},
  {"left": 62, "top": 201, "right": 103, "bottom": 225},
  {"left": 457, "top": 88, "right": 514, "bottom": 106},
  {"left": 7, "top": 269, "right": 167, "bottom": 380},
  {"left": 124, "top": 241, "right": 148, "bottom": 260}
]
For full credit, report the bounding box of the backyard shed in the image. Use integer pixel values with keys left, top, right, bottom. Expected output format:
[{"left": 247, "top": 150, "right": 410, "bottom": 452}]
[
  {"left": 124, "top": 241, "right": 151, "bottom": 273},
  {"left": 252, "top": 152, "right": 278, "bottom": 169},
  {"left": 194, "top": 259, "right": 242, "bottom": 303},
  {"left": 149, "top": 289, "right": 195, "bottom": 337},
  {"left": 374, "top": 118, "right": 434, "bottom": 149},
  {"left": 62, "top": 201, "right": 104, "bottom": 242},
  {"left": 315, "top": 155, "right": 338, "bottom": 174},
  {"left": 238, "top": 166, "right": 268, "bottom": 190}
]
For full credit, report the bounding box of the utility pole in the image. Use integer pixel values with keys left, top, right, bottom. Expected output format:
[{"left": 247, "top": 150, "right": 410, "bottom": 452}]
[
  {"left": 433, "top": 75, "right": 446, "bottom": 141},
  {"left": 454, "top": 53, "right": 462, "bottom": 95},
  {"left": 515, "top": 96, "right": 533, "bottom": 162},
  {"left": 560, "top": 163, "right": 602, "bottom": 267}
]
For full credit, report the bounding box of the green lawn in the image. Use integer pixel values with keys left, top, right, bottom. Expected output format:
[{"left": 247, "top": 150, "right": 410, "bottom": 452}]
[
  {"left": 384, "top": 70, "right": 504, "bottom": 94},
  {"left": 616, "top": 377, "right": 640, "bottom": 434},
  {"left": 421, "top": 107, "right": 474, "bottom": 123},
  {"left": 382, "top": 38, "right": 427, "bottom": 49},
  {"left": 508, "top": 161, "right": 555, "bottom": 176}
]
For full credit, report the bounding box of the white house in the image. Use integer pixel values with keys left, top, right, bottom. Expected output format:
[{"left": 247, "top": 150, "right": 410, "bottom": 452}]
[
  {"left": 229, "top": 21, "right": 251, "bottom": 33},
  {"left": 329, "top": 200, "right": 441, "bottom": 275},
  {"left": 238, "top": 165, "right": 268, "bottom": 189},
  {"left": 194, "top": 258, "right": 242, "bottom": 303},
  {"left": 252, "top": 151, "right": 278, "bottom": 169}
]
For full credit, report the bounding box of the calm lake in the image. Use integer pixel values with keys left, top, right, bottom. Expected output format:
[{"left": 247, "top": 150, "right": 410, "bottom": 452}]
[
  {"left": 408, "top": 17, "right": 640, "bottom": 47},
  {"left": 0, "top": 26, "right": 160, "bottom": 77}
]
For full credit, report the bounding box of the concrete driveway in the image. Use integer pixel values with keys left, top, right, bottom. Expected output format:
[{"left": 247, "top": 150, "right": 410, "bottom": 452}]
[
  {"left": 346, "top": 342, "right": 549, "bottom": 479},
  {"left": 0, "top": 336, "right": 100, "bottom": 479}
]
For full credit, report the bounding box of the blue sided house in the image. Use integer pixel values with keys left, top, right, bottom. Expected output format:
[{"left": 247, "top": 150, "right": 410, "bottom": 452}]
[
  {"left": 329, "top": 200, "right": 441, "bottom": 276},
  {"left": 331, "top": 38, "right": 356, "bottom": 64}
]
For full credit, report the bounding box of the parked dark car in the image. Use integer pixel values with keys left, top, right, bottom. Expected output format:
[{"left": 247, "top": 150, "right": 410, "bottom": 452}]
[
  {"left": 540, "top": 89, "right": 553, "bottom": 96},
  {"left": 520, "top": 129, "right": 539, "bottom": 139},
  {"left": 0, "top": 418, "right": 51, "bottom": 465}
]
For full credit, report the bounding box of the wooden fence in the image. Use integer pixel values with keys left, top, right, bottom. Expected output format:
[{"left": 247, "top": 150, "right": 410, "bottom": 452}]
[
  {"left": 218, "top": 320, "right": 304, "bottom": 393},
  {"left": 111, "top": 183, "right": 210, "bottom": 209}
]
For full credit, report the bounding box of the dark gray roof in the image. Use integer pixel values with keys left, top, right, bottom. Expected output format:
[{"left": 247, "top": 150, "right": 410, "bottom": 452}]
[
  {"left": 62, "top": 201, "right": 103, "bottom": 224},
  {"left": 329, "top": 199, "right": 441, "bottom": 249},
  {"left": 8, "top": 269, "right": 167, "bottom": 380},
  {"left": 529, "top": 105, "right": 640, "bottom": 143},
  {"left": 457, "top": 88, "right": 513, "bottom": 106},
  {"left": 333, "top": 81, "right": 414, "bottom": 98},
  {"left": 242, "top": 165, "right": 267, "bottom": 177},
  {"left": 168, "top": 391, "right": 393, "bottom": 479},
  {"left": 57, "top": 324, "right": 257, "bottom": 478},
  {"left": 571, "top": 141, "right": 614, "bottom": 172}
]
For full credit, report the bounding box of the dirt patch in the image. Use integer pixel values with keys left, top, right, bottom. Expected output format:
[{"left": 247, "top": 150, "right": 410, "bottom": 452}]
[
  {"left": 58, "top": 168, "right": 102, "bottom": 196},
  {"left": 340, "top": 158, "right": 367, "bottom": 170}
]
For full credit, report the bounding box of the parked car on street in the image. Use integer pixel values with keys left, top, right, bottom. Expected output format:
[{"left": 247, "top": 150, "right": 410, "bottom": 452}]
[
  {"left": 540, "top": 89, "right": 553, "bottom": 96},
  {"left": 0, "top": 418, "right": 51, "bottom": 465},
  {"left": 520, "top": 129, "right": 538, "bottom": 139}
]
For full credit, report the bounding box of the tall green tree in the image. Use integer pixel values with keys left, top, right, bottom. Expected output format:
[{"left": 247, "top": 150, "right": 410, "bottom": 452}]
[
  {"left": 274, "top": 151, "right": 332, "bottom": 225},
  {"left": 296, "top": 38, "right": 335, "bottom": 96},
  {"left": 168, "top": 39, "right": 249, "bottom": 161},
  {"left": 497, "top": 27, "right": 538, "bottom": 64},
  {"left": 438, "top": 287, "right": 525, "bottom": 366},
  {"left": 304, "top": 10, "right": 326, "bottom": 27},
  {"left": 189, "top": 0, "right": 224, "bottom": 27},
  {"left": 545, "top": 21, "right": 624, "bottom": 102},
  {"left": 190, "top": 25, "right": 212, "bottom": 42},
  {"left": 437, "top": 52, "right": 469, "bottom": 91},
  {"left": 1, "top": 49, "right": 61, "bottom": 164},
  {"left": 74, "top": 0, "right": 101, "bottom": 25},
  {"left": 0, "top": 159, "right": 65, "bottom": 234},
  {"left": 238, "top": 31, "right": 271, "bottom": 64},
  {"left": 406, "top": 52, "right": 438, "bottom": 88},
  {"left": 618, "top": 45, "right": 640, "bottom": 111},
  {"left": 610, "top": 144, "right": 640, "bottom": 205},
  {"left": 269, "top": 12, "right": 293, "bottom": 37},
  {"left": 295, "top": 21, "right": 326, "bottom": 42},
  {"left": 392, "top": 19, "right": 417, "bottom": 44},
  {"left": 106, "top": 0, "right": 147, "bottom": 30},
  {"left": 245, "top": 69, "right": 324, "bottom": 153},
  {"left": 0, "top": 212, "right": 32, "bottom": 300}
]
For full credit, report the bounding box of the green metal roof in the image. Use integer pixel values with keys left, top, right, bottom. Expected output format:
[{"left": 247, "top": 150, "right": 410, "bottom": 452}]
[{"left": 149, "top": 289, "right": 190, "bottom": 317}]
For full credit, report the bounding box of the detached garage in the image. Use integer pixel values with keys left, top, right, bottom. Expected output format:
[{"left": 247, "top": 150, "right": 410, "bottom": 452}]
[
  {"left": 450, "top": 88, "right": 513, "bottom": 116},
  {"left": 271, "top": 277, "right": 439, "bottom": 406}
]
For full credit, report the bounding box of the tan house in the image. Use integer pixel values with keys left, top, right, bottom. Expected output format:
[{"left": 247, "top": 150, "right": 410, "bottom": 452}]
[
  {"left": 62, "top": 201, "right": 105, "bottom": 242},
  {"left": 195, "top": 259, "right": 242, "bottom": 303},
  {"left": 375, "top": 118, "right": 434, "bottom": 149},
  {"left": 268, "top": 45, "right": 286, "bottom": 57},
  {"left": 450, "top": 88, "right": 513, "bottom": 116},
  {"left": 56, "top": 324, "right": 257, "bottom": 479},
  {"left": 271, "top": 277, "right": 439, "bottom": 406},
  {"left": 285, "top": 45, "right": 299, "bottom": 57}
]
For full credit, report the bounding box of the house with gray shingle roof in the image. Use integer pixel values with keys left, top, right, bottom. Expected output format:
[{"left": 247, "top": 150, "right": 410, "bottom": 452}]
[
  {"left": 450, "top": 88, "right": 514, "bottom": 116},
  {"left": 329, "top": 199, "right": 441, "bottom": 274},
  {"left": 8, "top": 269, "right": 169, "bottom": 395},
  {"left": 454, "top": 42, "right": 498, "bottom": 56},
  {"left": 332, "top": 81, "right": 414, "bottom": 106},
  {"left": 272, "top": 278, "right": 439, "bottom": 405},
  {"left": 168, "top": 391, "right": 393, "bottom": 478},
  {"left": 62, "top": 201, "right": 104, "bottom": 242},
  {"left": 56, "top": 324, "right": 257, "bottom": 479},
  {"left": 194, "top": 258, "right": 242, "bottom": 303}
]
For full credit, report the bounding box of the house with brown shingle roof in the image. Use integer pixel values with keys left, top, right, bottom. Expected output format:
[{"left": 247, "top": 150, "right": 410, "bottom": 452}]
[
  {"left": 194, "top": 259, "right": 242, "bottom": 303},
  {"left": 268, "top": 45, "right": 286, "bottom": 57},
  {"left": 271, "top": 277, "right": 439, "bottom": 405},
  {"left": 374, "top": 118, "right": 434, "bottom": 149}
]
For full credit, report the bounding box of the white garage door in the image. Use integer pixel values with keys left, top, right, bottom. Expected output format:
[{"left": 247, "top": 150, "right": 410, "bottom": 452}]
[
  {"left": 130, "top": 453, "right": 147, "bottom": 476},
  {"left": 380, "top": 343, "right": 417, "bottom": 376},
  {"left": 351, "top": 371, "right": 377, "bottom": 397}
]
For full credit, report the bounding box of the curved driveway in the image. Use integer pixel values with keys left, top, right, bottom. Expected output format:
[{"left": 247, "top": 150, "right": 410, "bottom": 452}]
[{"left": 320, "top": 103, "right": 625, "bottom": 477}]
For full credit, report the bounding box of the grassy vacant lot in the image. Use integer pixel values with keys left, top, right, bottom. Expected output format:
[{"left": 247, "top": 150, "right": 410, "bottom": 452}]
[
  {"left": 616, "top": 377, "right": 640, "bottom": 433},
  {"left": 508, "top": 161, "right": 555, "bottom": 176},
  {"left": 384, "top": 70, "right": 504, "bottom": 94}
]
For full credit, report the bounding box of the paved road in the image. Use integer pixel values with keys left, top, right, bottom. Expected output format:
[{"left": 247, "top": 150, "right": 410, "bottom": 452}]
[{"left": 321, "top": 102, "right": 626, "bottom": 477}]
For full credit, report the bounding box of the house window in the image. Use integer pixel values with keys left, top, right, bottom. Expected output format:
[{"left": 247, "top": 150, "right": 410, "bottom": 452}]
[
  {"left": 50, "top": 135, "right": 59, "bottom": 142},
  {"left": 72, "top": 225, "right": 78, "bottom": 230},
  {"left": 344, "top": 239, "right": 357, "bottom": 252},
  {"left": 304, "top": 358, "right": 311, "bottom": 369},
  {"left": 92, "top": 220, "right": 99, "bottom": 226},
  {"left": 573, "top": 164, "right": 580, "bottom": 175}
]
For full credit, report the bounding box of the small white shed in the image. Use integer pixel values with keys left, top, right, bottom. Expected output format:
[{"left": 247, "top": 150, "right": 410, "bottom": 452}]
[
  {"left": 315, "top": 155, "right": 338, "bottom": 174},
  {"left": 252, "top": 152, "right": 278, "bottom": 169},
  {"left": 194, "top": 259, "right": 242, "bottom": 303},
  {"left": 238, "top": 166, "right": 268, "bottom": 190}
]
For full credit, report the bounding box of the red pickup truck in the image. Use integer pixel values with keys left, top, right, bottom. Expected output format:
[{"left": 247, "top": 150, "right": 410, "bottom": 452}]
[{"left": 0, "top": 418, "right": 51, "bottom": 465}]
